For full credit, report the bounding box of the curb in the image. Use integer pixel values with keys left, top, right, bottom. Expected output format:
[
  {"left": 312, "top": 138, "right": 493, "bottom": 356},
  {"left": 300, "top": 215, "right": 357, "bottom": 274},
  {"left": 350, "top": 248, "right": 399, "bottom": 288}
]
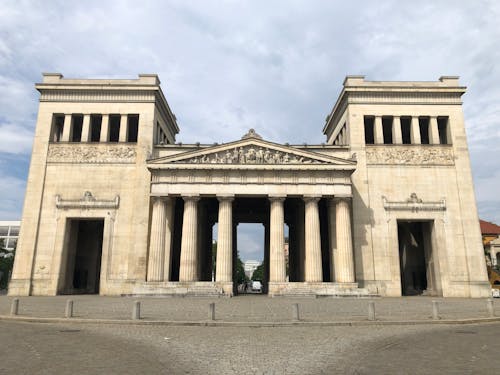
[{"left": 1, "top": 314, "right": 499, "bottom": 327}]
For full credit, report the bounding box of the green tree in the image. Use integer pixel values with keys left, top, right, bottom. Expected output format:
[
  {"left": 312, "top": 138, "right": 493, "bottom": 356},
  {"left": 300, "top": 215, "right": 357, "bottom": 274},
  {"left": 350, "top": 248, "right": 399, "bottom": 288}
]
[
  {"left": 234, "top": 253, "right": 248, "bottom": 285},
  {"left": 251, "top": 263, "right": 264, "bottom": 282}
]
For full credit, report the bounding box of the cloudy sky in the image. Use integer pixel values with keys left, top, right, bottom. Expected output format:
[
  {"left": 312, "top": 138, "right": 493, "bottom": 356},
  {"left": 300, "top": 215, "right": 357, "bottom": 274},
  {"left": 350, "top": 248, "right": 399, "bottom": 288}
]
[{"left": 1, "top": 1, "right": 499, "bottom": 261}]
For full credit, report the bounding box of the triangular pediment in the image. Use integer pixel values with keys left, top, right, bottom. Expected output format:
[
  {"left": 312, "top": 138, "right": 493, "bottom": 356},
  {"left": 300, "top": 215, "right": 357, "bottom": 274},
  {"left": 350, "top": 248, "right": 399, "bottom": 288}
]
[{"left": 149, "top": 136, "right": 355, "bottom": 167}]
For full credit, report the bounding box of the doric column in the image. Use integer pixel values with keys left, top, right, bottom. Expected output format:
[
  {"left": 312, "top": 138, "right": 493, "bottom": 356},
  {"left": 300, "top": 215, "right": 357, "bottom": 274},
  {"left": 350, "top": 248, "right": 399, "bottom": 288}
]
[
  {"left": 374, "top": 116, "right": 384, "bottom": 144},
  {"left": 429, "top": 116, "right": 440, "bottom": 144},
  {"left": 410, "top": 116, "right": 421, "bottom": 144},
  {"left": 334, "top": 197, "right": 355, "bottom": 283},
  {"left": 100, "top": 114, "right": 110, "bottom": 142},
  {"left": 216, "top": 196, "right": 233, "bottom": 283},
  {"left": 119, "top": 114, "right": 128, "bottom": 142},
  {"left": 392, "top": 116, "right": 402, "bottom": 144},
  {"left": 179, "top": 196, "right": 200, "bottom": 282},
  {"left": 304, "top": 196, "right": 323, "bottom": 282},
  {"left": 327, "top": 199, "right": 337, "bottom": 282},
  {"left": 61, "top": 114, "right": 73, "bottom": 142},
  {"left": 81, "top": 114, "right": 91, "bottom": 142},
  {"left": 269, "top": 196, "right": 286, "bottom": 282},
  {"left": 147, "top": 197, "right": 171, "bottom": 281}
]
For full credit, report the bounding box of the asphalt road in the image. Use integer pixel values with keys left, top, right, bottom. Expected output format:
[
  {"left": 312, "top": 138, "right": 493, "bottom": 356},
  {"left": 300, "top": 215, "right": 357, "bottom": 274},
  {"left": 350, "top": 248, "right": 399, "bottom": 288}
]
[{"left": 1, "top": 321, "right": 499, "bottom": 374}]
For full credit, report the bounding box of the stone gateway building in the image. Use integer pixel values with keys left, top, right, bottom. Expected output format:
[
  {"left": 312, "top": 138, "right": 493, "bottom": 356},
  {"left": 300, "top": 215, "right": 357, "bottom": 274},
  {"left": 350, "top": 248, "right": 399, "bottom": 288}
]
[{"left": 9, "top": 73, "right": 490, "bottom": 298}]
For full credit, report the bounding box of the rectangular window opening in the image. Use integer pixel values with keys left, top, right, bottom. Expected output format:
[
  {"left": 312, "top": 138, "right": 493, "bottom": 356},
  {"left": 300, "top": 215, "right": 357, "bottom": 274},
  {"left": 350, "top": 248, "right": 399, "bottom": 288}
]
[
  {"left": 90, "top": 115, "right": 102, "bottom": 142},
  {"left": 419, "top": 117, "right": 430, "bottom": 144},
  {"left": 52, "top": 115, "right": 65, "bottom": 142},
  {"left": 437, "top": 117, "right": 449, "bottom": 144},
  {"left": 382, "top": 117, "right": 393, "bottom": 144},
  {"left": 364, "top": 116, "right": 375, "bottom": 144},
  {"left": 401, "top": 117, "right": 412, "bottom": 144},
  {"left": 71, "top": 115, "right": 83, "bottom": 142},
  {"left": 127, "top": 115, "right": 139, "bottom": 142},
  {"left": 109, "top": 115, "right": 121, "bottom": 142}
]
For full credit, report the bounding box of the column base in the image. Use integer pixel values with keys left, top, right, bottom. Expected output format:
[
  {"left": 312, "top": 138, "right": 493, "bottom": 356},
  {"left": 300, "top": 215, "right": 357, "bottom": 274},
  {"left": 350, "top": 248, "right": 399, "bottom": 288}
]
[
  {"left": 267, "top": 282, "right": 377, "bottom": 297},
  {"left": 7, "top": 279, "right": 32, "bottom": 296},
  {"left": 131, "top": 281, "right": 233, "bottom": 297}
]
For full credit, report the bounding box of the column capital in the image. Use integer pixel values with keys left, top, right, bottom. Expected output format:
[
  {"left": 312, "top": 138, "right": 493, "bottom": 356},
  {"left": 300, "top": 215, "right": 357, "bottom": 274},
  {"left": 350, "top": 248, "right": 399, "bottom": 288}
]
[
  {"left": 303, "top": 195, "right": 321, "bottom": 203},
  {"left": 151, "top": 195, "right": 171, "bottom": 203},
  {"left": 269, "top": 195, "right": 286, "bottom": 203},
  {"left": 183, "top": 195, "right": 200, "bottom": 203},
  {"left": 217, "top": 194, "right": 234, "bottom": 203},
  {"left": 333, "top": 195, "right": 352, "bottom": 203}
]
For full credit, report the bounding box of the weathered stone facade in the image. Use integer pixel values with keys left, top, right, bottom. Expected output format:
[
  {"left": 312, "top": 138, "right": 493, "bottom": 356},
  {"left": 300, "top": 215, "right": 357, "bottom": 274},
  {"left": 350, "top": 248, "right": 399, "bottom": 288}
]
[{"left": 8, "top": 73, "right": 490, "bottom": 297}]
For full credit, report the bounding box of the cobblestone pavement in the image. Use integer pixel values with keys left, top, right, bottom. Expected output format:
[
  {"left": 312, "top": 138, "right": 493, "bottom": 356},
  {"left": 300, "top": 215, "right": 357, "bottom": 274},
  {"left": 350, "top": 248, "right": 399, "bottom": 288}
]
[
  {"left": 1, "top": 320, "right": 499, "bottom": 374},
  {"left": 0, "top": 295, "right": 498, "bottom": 322}
]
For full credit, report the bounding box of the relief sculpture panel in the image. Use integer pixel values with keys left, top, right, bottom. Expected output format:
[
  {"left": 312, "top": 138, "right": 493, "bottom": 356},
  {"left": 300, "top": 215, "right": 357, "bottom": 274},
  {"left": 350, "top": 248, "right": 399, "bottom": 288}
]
[
  {"left": 366, "top": 146, "right": 454, "bottom": 165},
  {"left": 181, "top": 145, "right": 326, "bottom": 165},
  {"left": 47, "top": 144, "right": 136, "bottom": 163}
]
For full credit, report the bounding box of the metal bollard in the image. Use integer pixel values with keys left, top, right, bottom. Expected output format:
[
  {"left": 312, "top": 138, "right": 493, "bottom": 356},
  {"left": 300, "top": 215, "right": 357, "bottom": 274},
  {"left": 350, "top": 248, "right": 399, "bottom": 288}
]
[
  {"left": 368, "top": 301, "right": 376, "bottom": 321},
  {"left": 65, "top": 300, "right": 73, "bottom": 318},
  {"left": 10, "top": 298, "right": 19, "bottom": 316},
  {"left": 132, "top": 300, "right": 141, "bottom": 320},
  {"left": 432, "top": 300, "right": 440, "bottom": 320},
  {"left": 292, "top": 303, "right": 300, "bottom": 321},
  {"left": 209, "top": 302, "right": 215, "bottom": 321},
  {"left": 487, "top": 298, "right": 495, "bottom": 317}
]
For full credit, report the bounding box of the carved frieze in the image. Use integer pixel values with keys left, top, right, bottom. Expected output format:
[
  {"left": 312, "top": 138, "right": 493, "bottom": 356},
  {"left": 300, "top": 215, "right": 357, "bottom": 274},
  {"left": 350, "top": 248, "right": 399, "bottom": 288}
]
[
  {"left": 179, "top": 145, "right": 327, "bottom": 165},
  {"left": 47, "top": 144, "right": 136, "bottom": 163},
  {"left": 366, "top": 146, "right": 454, "bottom": 165},
  {"left": 56, "top": 191, "right": 120, "bottom": 209},
  {"left": 382, "top": 193, "right": 446, "bottom": 212}
]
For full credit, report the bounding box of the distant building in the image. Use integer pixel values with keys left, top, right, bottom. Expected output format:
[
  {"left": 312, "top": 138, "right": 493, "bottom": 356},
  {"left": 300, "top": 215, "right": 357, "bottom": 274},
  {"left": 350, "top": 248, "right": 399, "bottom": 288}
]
[
  {"left": 0, "top": 221, "right": 20, "bottom": 252},
  {"left": 480, "top": 219, "right": 500, "bottom": 267},
  {"left": 243, "top": 260, "right": 262, "bottom": 279}
]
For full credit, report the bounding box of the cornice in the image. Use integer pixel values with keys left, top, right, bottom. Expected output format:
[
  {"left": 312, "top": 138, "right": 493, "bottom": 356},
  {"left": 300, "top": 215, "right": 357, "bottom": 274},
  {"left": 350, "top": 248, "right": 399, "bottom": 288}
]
[
  {"left": 56, "top": 191, "right": 120, "bottom": 210},
  {"left": 382, "top": 193, "right": 446, "bottom": 212},
  {"left": 39, "top": 89, "right": 156, "bottom": 103}
]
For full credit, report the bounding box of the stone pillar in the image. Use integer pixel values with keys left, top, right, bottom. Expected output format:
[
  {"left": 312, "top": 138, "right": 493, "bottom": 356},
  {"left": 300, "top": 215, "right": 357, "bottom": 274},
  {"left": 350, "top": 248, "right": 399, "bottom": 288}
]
[
  {"left": 269, "top": 197, "right": 286, "bottom": 282},
  {"left": 392, "top": 116, "right": 402, "bottom": 144},
  {"left": 81, "top": 114, "right": 91, "bottom": 142},
  {"left": 410, "top": 116, "right": 421, "bottom": 144},
  {"left": 334, "top": 197, "right": 355, "bottom": 283},
  {"left": 264, "top": 220, "right": 270, "bottom": 293},
  {"left": 327, "top": 199, "right": 337, "bottom": 282},
  {"left": 100, "top": 114, "right": 110, "bottom": 142},
  {"left": 147, "top": 197, "right": 167, "bottom": 281},
  {"left": 179, "top": 196, "right": 200, "bottom": 282},
  {"left": 216, "top": 196, "right": 233, "bottom": 283},
  {"left": 119, "top": 114, "right": 128, "bottom": 142},
  {"left": 61, "top": 114, "right": 72, "bottom": 142},
  {"left": 429, "top": 116, "right": 440, "bottom": 144},
  {"left": 304, "top": 196, "right": 323, "bottom": 282},
  {"left": 374, "top": 116, "right": 384, "bottom": 144}
]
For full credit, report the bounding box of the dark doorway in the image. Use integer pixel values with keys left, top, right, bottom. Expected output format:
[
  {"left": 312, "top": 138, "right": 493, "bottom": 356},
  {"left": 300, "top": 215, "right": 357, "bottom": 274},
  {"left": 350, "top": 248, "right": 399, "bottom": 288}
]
[
  {"left": 398, "top": 221, "right": 436, "bottom": 296},
  {"left": 60, "top": 219, "right": 104, "bottom": 294}
]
